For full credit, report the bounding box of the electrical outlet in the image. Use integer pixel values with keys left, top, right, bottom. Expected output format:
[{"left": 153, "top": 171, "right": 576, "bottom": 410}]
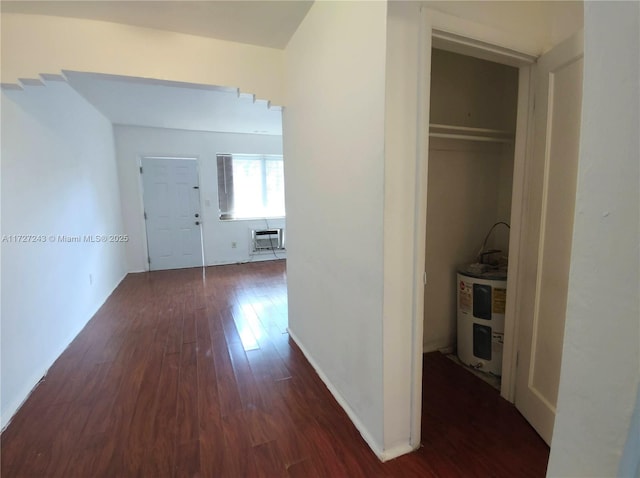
[{"left": 231, "top": 242, "right": 237, "bottom": 249}]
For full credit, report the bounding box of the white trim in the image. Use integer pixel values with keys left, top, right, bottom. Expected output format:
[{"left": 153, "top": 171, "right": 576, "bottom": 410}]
[
  {"left": 429, "top": 123, "right": 514, "bottom": 135},
  {"left": 62, "top": 69, "right": 238, "bottom": 94},
  {"left": 379, "top": 443, "right": 416, "bottom": 462},
  {"left": 136, "top": 155, "right": 149, "bottom": 271},
  {"left": 140, "top": 155, "right": 198, "bottom": 161},
  {"left": 428, "top": 132, "right": 513, "bottom": 143},
  {"left": 428, "top": 9, "right": 541, "bottom": 59},
  {"left": 287, "top": 328, "right": 394, "bottom": 461},
  {"left": 409, "top": 5, "right": 432, "bottom": 451},
  {"left": 500, "top": 65, "right": 535, "bottom": 402},
  {"left": 432, "top": 29, "right": 537, "bottom": 67}
]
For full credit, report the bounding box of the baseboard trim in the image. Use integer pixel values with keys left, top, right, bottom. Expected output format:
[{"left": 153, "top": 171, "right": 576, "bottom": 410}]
[
  {"left": 287, "top": 328, "right": 392, "bottom": 461},
  {"left": 423, "top": 342, "right": 455, "bottom": 354},
  {"left": 379, "top": 442, "right": 418, "bottom": 462}
]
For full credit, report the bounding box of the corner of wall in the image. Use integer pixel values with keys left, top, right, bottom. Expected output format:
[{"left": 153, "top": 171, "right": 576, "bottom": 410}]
[{"left": 286, "top": 328, "right": 386, "bottom": 460}]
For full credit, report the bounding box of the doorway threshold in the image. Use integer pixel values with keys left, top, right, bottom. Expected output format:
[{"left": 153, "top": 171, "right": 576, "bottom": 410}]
[{"left": 444, "top": 352, "right": 501, "bottom": 391}]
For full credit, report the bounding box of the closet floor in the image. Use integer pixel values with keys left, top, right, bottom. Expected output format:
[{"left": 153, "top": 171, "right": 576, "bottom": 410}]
[
  {"left": 445, "top": 352, "right": 502, "bottom": 391},
  {"left": 421, "top": 351, "right": 549, "bottom": 476}
]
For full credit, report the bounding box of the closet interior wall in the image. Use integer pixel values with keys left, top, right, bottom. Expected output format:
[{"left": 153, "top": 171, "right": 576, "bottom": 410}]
[{"left": 423, "top": 49, "right": 519, "bottom": 353}]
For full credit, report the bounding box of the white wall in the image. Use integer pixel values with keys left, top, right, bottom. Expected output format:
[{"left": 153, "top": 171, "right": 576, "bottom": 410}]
[
  {"left": 113, "top": 125, "right": 284, "bottom": 272},
  {"left": 423, "top": 49, "right": 517, "bottom": 352},
  {"left": 382, "top": 0, "right": 423, "bottom": 454},
  {"left": 423, "top": 140, "right": 512, "bottom": 352},
  {"left": 495, "top": 144, "right": 515, "bottom": 252},
  {"left": 284, "top": 1, "right": 388, "bottom": 456},
  {"left": 547, "top": 2, "right": 640, "bottom": 476},
  {"left": 1, "top": 81, "right": 127, "bottom": 428},
  {"left": 429, "top": 48, "right": 519, "bottom": 130},
  {"left": 1, "top": 13, "right": 285, "bottom": 105}
]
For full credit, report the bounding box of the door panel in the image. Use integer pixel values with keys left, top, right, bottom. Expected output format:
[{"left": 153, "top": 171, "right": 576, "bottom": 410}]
[
  {"left": 515, "top": 31, "right": 583, "bottom": 445},
  {"left": 141, "top": 157, "right": 203, "bottom": 271}
]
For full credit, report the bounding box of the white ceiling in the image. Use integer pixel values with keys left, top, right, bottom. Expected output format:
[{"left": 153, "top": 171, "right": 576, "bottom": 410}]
[
  {"left": 1, "top": 0, "right": 313, "bottom": 49},
  {"left": 65, "top": 71, "right": 283, "bottom": 135}
]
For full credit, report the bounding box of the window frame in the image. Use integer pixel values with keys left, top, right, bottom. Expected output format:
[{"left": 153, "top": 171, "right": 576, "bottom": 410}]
[{"left": 216, "top": 153, "right": 285, "bottom": 221}]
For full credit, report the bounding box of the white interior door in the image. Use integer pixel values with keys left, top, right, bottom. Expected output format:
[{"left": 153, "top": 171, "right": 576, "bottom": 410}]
[
  {"left": 141, "top": 157, "right": 203, "bottom": 271},
  {"left": 514, "top": 31, "right": 583, "bottom": 444}
]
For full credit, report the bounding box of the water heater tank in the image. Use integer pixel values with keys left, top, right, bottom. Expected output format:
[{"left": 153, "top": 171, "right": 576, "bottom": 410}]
[{"left": 457, "top": 267, "right": 507, "bottom": 376}]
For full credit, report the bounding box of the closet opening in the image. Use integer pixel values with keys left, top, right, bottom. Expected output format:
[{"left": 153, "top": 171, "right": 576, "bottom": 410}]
[
  {"left": 422, "top": 47, "right": 520, "bottom": 392},
  {"left": 416, "top": 38, "right": 558, "bottom": 461},
  {"left": 413, "top": 20, "right": 584, "bottom": 461}
]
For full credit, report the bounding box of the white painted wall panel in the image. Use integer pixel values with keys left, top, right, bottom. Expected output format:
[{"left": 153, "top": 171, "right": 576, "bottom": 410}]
[
  {"left": 1, "top": 82, "right": 127, "bottom": 428},
  {"left": 423, "top": 140, "right": 511, "bottom": 352},
  {"left": 284, "top": 0, "right": 387, "bottom": 455}
]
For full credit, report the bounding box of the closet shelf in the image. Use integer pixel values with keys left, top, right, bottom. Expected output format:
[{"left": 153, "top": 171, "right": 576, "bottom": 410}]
[{"left": 429, "top": 123, "right": 515, "bottom": 143}]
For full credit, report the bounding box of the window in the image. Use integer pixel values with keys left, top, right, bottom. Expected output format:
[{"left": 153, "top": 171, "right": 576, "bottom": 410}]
[{"left": 217, "top": 154, "right": 285, "bottom": 220}]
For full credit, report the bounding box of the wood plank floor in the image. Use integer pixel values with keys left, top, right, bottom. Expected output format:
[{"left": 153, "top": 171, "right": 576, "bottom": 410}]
[{"left": 1, "top": 260, "right": 549, "bottom": 477}]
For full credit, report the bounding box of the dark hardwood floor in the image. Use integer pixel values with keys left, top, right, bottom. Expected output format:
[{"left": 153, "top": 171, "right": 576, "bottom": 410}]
[{"left": 1, "top": 260, "right": 549, "bottom": 477}]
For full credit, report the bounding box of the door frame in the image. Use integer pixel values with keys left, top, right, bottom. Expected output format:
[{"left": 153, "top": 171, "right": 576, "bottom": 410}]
[
  {"left": 410, "top": 7, "right": 538, "bottom": 446},
  {"left": 138, "top": 155, "right": 205, "bottom": 271}
]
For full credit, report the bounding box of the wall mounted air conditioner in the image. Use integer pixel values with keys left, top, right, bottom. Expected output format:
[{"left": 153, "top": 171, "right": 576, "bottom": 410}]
[{"left": 251, "top": 228, "right": 285, "bottom": 254}]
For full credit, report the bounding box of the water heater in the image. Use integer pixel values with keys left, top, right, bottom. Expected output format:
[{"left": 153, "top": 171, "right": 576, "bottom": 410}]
[{"left": 457, "top": 268, "right": 507, "bottom": 376}]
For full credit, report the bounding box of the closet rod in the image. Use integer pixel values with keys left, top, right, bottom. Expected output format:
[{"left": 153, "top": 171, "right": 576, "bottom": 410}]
[
  {"left": 429, "top": 132, "right": 513, "bottom": 143},
  {"left": 429, "top": 123, "right": 513, "bottom": 135}
]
